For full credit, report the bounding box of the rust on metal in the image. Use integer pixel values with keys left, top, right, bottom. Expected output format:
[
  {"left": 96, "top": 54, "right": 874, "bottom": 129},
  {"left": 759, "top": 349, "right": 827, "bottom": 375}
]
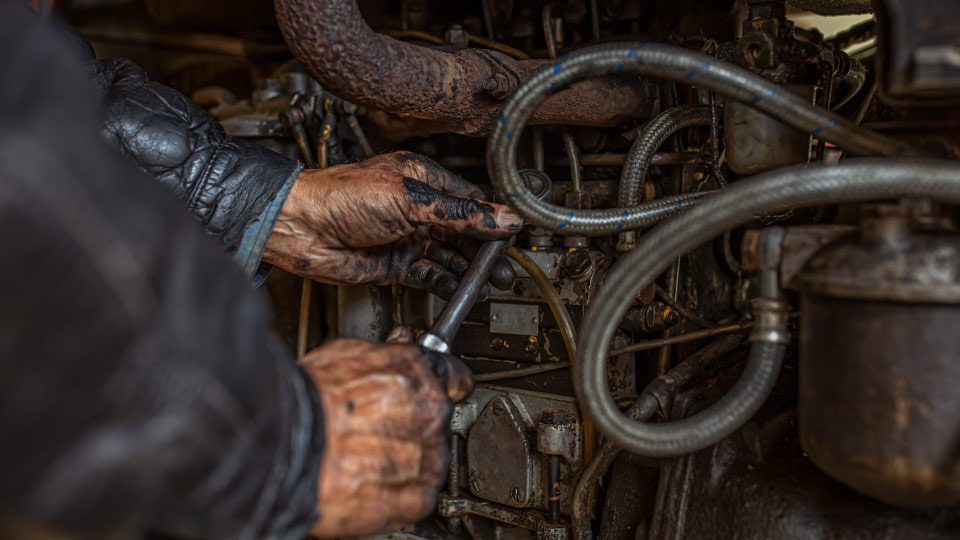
[{"left": 274, "top": 0, "right": 653, "bottom": 135}]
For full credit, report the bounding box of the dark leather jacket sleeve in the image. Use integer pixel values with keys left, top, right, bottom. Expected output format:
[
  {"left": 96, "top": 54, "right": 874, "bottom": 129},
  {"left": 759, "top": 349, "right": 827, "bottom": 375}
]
[
  {"left": 88, "top": 57, "right": 301, "bottom": 252},
  {"left": 0, "top": 6, "right": 323, "bottom": 539}
]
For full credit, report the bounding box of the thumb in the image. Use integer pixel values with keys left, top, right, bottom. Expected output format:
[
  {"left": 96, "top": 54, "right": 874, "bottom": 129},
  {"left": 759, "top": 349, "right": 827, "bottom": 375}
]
[{"left": 403, "top": 177, "right": 523, "bottom": 240}]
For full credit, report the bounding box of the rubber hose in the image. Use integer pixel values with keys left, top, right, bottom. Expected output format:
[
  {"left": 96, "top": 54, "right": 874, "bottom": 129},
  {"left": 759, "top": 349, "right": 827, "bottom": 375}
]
[
  {"left": 618, "top": 104, "right": 713, "bottom": 208},
  {"left": 575, "top": 159, "right": 960, "bottom": 457},
  {"left": 487, "top": 42, "right": 914, "bottom": 235}
]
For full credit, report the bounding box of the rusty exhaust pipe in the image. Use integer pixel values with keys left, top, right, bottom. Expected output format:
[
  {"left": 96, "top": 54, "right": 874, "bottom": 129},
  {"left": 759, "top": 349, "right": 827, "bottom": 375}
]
[{"left": 274, "top": 0, "right": 653, "bottom": 135}]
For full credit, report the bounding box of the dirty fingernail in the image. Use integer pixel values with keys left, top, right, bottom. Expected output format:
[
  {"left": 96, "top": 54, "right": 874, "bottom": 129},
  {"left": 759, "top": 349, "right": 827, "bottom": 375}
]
[{"left": 495, "top": 206, "right": 524, "bottom": 230}]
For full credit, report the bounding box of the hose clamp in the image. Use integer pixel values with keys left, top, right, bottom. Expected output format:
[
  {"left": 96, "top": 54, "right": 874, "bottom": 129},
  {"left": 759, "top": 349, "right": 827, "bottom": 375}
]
[{"left": 749, "top": 298, "right": 789, "bottom": 344}]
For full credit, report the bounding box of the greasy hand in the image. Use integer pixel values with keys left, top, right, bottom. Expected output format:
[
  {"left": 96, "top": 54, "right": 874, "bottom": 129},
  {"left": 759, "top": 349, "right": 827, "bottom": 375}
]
[
  {"left": 300, "top": 339, "right": 472, "bottom": 538},
  {"left": 264, "top": 152, "right": 522, "bottom": 298}
]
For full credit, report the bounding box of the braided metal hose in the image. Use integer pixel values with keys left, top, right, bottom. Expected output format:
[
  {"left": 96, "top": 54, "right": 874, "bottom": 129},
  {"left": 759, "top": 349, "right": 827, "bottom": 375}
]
[
  {"left": 618, "top": 104, "right": 713, "bottom": 208},
  {"left": 616, "top": 104, "right": 713, "bottom": 250},
  {"left": 487, "top": 42, "right": 913, "bottom": 235},
  {"left": 575, "top": 159, "right": 960, "bottom": 457}
]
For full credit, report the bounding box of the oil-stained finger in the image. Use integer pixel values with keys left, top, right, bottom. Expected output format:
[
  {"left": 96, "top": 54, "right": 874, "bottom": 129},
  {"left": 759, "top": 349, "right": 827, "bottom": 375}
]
[
  {"left": 425, "top": 241, "right": 471, "bottom": 277},
  {"left": 391, "top": 151, "right": 487, "bottom": 199},
  {"left": 402, "top": 177, "right": 523, "bottom": 240},
  {"left": 431, "top": 228, "right": 517, "bottom": 290},
  {"left": 402, "top": 259, "right": 459, "bottom": 300}
]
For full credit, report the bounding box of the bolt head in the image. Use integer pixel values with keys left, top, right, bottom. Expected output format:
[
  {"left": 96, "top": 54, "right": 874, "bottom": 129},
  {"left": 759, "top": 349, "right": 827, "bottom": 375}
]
[
  {"left": 511, "top": 487, "right": 523, "bottom": 502},
  {"left": 562, "top": 250, "right": 593, "bottom": 278},
  {"left": 472, "top": 478, "right": 483, "bottom": 492},
  {"left": 541, "top": 409, "right": 565, "bottom": 424}
]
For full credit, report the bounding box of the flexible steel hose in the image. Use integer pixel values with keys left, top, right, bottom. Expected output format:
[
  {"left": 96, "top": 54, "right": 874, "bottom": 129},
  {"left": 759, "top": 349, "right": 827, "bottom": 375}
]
[
  {"left": 571, "top": 334, "right": 743, "bottom": 540},
  {"left": 576, "top": 159, "right": 960, "bottom": 457},
  {"left": 618, "top": 104, "right": 713, "bottom": 208},
  {"left": 487, "top": 42, "right": 913, "bottom": 235}
]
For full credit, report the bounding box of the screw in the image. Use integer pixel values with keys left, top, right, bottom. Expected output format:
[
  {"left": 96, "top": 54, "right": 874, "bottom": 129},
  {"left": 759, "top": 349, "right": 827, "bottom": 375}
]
[
  {"left": 541, "top": 409, "right": 565, "bottom": 424},
  {"left": 511, "top": 487, "right": 523, "bottom": 502},
  {"left": 472, "top": 478, "right": 483, "bottom": 492},
  {"left": 525, "top": 340, "right": 538, "bottom": 355},
  {"left": 489, "top": 335, "right": 504, "bottom": 351}
]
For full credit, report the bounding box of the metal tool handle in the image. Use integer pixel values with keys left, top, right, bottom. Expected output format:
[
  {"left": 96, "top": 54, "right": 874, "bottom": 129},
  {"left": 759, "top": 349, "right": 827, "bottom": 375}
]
[{"left": 418, "top": 239, "right": 508, "bottom": 352}]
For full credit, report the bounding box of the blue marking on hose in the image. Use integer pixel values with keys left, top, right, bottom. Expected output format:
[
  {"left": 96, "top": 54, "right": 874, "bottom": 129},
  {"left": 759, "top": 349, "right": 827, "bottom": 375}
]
[
  {"left": 567, "top": 211, "right": 575, "bottom": 219},
  {"left": 615, "top": 224, "right": 623, "bottom": 232},
  {"left": 810, "top": 119, "right": 838, "bottom": 135},
  {"left": 550, "top": 82, "right": 557, "bottom": 90},
  {"left": 557, "top": 223, "right": 567, "bottom": 229},
  {"left": 749, "top": 88, "right": 776, "bottom": 105},
  {"left": 505, "top": 131, "right": 513, "bottom": 141},
  {"left": 499, "top": 114, "right": 506, "bottom": 126},
  {"left": 684, "top": 60, "right": 712, "bottom": 80},
  {"left": 628, "top": 48, "right": 637, "bottom": 57},
  {"left": 561, "top": 53, "right": 569, "bottom": 59},
  {"left": 508, "top": 192, "right": 520, "bottom": 198},
  {"left": 616, "top": 63, "right": 624, "bottom": 72},
  {"left": 523, "top": 189, "right": 530, "bottom": 196},
  {"left": 554, "top": 63, "right": 562, "bottom": 73}
]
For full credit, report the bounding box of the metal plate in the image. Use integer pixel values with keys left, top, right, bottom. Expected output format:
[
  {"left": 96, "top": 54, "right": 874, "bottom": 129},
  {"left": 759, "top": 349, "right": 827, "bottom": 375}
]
[{"left": 490, "top": 303, "right": 540, "bottom": 336}]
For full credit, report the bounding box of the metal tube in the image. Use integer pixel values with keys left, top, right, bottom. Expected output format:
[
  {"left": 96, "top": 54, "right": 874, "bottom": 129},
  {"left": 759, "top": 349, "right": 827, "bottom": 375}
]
[
  {"left": 655, "top": 283, "right": 713, "bottom": 328},
  {"left": 547, "top": 454, "right": 561, "bottom": 524},
  {"left": 474, "top": 362, "right": 570, "bottom": 382},
  {"left": 563, "top": 130, "right": 583, "bottom": 193},
  {"left": 610, "top": 320, "right": 753, "bottom": 357},
  {"left": 296, "top": 280, "right": 312, "bottom": 360},
  {"left": 447, "top": 434, "right": 463, "bottom": 531}
]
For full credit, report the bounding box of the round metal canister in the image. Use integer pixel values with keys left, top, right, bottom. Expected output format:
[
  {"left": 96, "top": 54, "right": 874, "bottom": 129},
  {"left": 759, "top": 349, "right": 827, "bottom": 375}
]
[{"left": 792, "top": 206, "right": 960, "bottom": 507}]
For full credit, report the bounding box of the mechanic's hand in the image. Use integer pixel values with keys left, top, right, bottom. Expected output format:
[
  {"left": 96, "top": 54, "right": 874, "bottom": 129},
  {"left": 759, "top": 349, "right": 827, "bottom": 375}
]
[
  {"left": 300, "top": 339, "right": 472, "bottom": 538},
  {"left": 263, "top": 152, "right": 522, "bottom": 298}
]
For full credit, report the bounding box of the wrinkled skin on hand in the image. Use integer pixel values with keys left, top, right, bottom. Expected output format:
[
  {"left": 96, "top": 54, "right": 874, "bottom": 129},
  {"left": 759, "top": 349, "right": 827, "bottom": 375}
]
[
  {"left": 300, "top": 338, "right": 472, "bottom": 538},
  {"left": 264, "top": 152, "right": 522, "bottom": 298}
]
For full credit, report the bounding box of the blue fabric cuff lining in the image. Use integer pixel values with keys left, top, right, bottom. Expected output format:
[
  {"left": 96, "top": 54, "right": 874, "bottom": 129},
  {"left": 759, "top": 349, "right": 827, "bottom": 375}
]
[{"left": 232, "top": 165, "right": 302, "bottom": 287}]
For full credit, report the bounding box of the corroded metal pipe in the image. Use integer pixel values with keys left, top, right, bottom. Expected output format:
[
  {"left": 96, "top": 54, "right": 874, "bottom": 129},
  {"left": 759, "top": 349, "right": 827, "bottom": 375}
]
[{"left": 274, "top": 0, "right": 652, "bottom": 135}]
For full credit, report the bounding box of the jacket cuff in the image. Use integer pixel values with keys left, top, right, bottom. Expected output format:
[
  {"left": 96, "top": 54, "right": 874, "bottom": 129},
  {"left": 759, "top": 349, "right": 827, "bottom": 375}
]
[{"left": 232, "top": 165, "right": 302, "bottom": 285}]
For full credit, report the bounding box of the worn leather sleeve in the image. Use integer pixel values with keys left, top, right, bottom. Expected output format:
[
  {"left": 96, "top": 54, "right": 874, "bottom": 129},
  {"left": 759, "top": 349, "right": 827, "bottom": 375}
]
[
  {"left": 89, "top": 57, "right": 300, "bottom": 251},
  {"left": 0, "top": 7, "right": 323, "bottom": 539}
]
